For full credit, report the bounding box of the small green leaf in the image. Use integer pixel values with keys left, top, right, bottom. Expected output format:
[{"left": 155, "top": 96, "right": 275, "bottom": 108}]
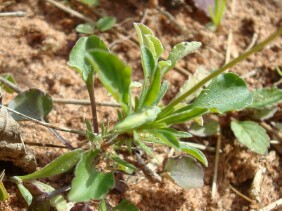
[
  {"left": 0, "top": 171, "right": 8, "bottom": 202},
  {"left": 180, "top": 142, "right": 208, "bottom": 167},
  {"left": 114, "top": 106, "right": 161, "bottom": 133},
  {"left": 248, "top": 88, "right": 282, "bottom": 109},
  {"left": 15, "top": 149, "right": 83, "bottom": 181},
  {"left": 134, "top": 131, "right": 156, "bottom": 159},
  {"left": 96, "top": 16, "right": 116, "bottom": 32},
  {"left": 80, "top": 0, "right": 99, "bottom": 6},
  {"left": 8, "top": 89, "right": 52, "bottom": 121},
  {"left": 68, "top": 150, "right": 115, "bottom": 202},
  {"left": 189, "top": 117, "right": 219, "bottom": 137},
  {"left": 150, "top": 129, "right": 180, "bottom": 149},
  {"left": 27, "top": 181, "right": 68, "bottom": 211},
  {"left": 134, "top": 23, "right": 154, "bottom": 46},
  {"left": 99, "top": 200, "right": 108, "bottom": 211},
  {"left": 0, "top": 182, "right": 8, "bottom": 201},
  {"left": 156, "top": 107, "right": 208, "bottom": 125},
  {"left": 158, "top": 128, "right": 192, "bottom": 138},
  {"left": 152, "top": 80, "right": 169, "bottom": 106},
  {"left": 168, "top": 41, "right": 201, "bottom": 70},
  {"left": 158, "top": 60, "right": 171, "bottom": 77},
  {"left": 113, "top": 199, "right": 139, "bottom": 211},
  {"left": 142, "top": 69, "right": 161, "bottom": 107},
  {"left": 138, "top": 46, "right": 156, "bottom": 109},
  {"left": 144, "top": 34, "right": 164, "bottom": 60},
  {"left": 111, "top": 156, "right": 137, "bottom": 174},
  {"left": 68, "top": 36, "right": 108, "bottom": 82},
  {"left": 231, "top": 120, "right": 270, "bottom": 154},
  {"left": 86, "top": 50, "right": 131, "bottom": 112},
  {"left": 75, "top": 23, "right": 95, "bottom": 34},
  {"left": 164, "top": 155, "right": 204, "bottom": 189},
  {"left": 0, "top": 73, "right": 16, "bottom": 93},
  {"left": 191, "top": 73, "right": 252, "bottom": 113},
  {"left": 17, "top": 183, "right": 33, "bottom": 205}
]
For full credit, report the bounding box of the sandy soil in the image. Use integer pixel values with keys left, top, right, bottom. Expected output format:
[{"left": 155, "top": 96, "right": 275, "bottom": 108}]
[{"left": 0, "top": 0, "right": 281, "bottom": 210}]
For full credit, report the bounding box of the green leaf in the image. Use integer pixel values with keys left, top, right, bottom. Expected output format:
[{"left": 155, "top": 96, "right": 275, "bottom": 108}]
[
  {"left": 138, "top": 46, "right": 156, "bottom": 109},
  {"left": 114, "top": 106, "right": 161, "bottom": 133},
  {"left": 142, "top": 68, "right": 161, "bottom": 107},
  {"left": 68, "top": 35, "right": 108, "bottom": 82},
  {"left": 113, "top": 199, "right": 139, "bottom": 211},
  {"left": 230, "top": 120, "right": 270, "bottom": 154},
  {"left": 27, "top": 181, "right": 68, "bottom": 211},
  {"left": 0, "top": 171, "right": 8, "bottom": 201},
  {"left": 96, "top": 16, "right": 116, "bottom": 32},
  {"left": 150, "top": 129, "right": 180, "bottom": 149},
  {"left": 17, "top": 183, "right": 33, "bottom": 205},
  {"left": 180, "top": 142, "right": 208, "bottom": 167},
  {"left": 164, "top": 155, "right": 204, "bottom": 189},
  {"left": 0, "top": 182, "right": 8, "bottom": 201},
  {"left": 156, "top": 107, "right": 208, "bottom": 125},
  {"left": 0, "top": 73, "right": 16, "bottom": 93},
  {"left": 144, "top": 35, "right": 164, "bottom": 60},
  {"left": 134, "top": 23, "right": 154, "bottom": 46},
  {"left": 86, "top": 50, "right": 131, "bottom": 112},
  {"left": 168, "top": 41, "right": 201, "bottom": 70},
  {"left": 111, "top": 155, "right": 137, "bottom": 174},
  {"left": 68, "top": 150, "right": 115, "bottom": 202},
  {"left": 8, "top": 89, "right": 52, "bottom": 121},
  {"left": 133, "top": 131, "right": 156, "bottom": 159},
  {"left": 152, "top": 80, "right": 169, "bottom": 106},
  {"left": 248, "top": 88, "right": 282, "bottom": 109},
  {"left": 158, "top": 60, "right": 171, "bottom": 77},
  {"left": 15, "top": 149, "right": 83, "bottom": 181},
  {"left": 80, "top": 0, "right": 99, "bottom": 6},
  {"left": 156, "top": 128, "right": 192, "bottom": 138},
  {"left": 190, "top": 73, "right": 252, "bottom": 113},
  {"left": 99, "top": 200, "right": 108, "bottom": 211},
  {"left": 75, "top": 23, "right": 95, "bottom": 34},
  {"left": 189, "top": 117, "right": 219, "bottom": 137}
]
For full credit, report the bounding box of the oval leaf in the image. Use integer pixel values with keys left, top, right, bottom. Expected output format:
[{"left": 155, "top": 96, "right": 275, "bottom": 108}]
[
  {"left": 191, "top": 73, "right": 252, "bottom": 113},
  {"left": 86, "top": 50, "right": 131, "bottom": 112},
  {"left": 230, "top": 120, "right": 270, "bottom": 154},
  {"left": 68, "top": 150, "right": 115, "bottom": 202},
  {"left": 68, "top": 36, "right": 108, "bottom": 82},
  {"left": 96, "top": 16, "right": 116, "bottom": 32},
  {"left": 75, "top": 23, "right": 95, "bottom": 34},
  {"left": 164, "top": 155, "right": 204, "bottom": 189},
  {"left": 8, "top": 89, "right": 52, "bottom": 121}
]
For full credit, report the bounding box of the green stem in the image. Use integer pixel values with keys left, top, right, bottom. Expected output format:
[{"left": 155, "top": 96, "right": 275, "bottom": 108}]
[
  {"left": 87, "top": 79, "right": 99, "bottom": 133},
  {"left": 162, "top": 26, "right": 282, "bottom": 115}
]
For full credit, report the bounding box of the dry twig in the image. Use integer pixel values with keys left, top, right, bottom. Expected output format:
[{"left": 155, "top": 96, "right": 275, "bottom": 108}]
[
  {"left": 211, "top": 130, "right": 221, "bottom": 200},
  {"left": 0, "top": 11, "right": 26, "bottom": 17}
]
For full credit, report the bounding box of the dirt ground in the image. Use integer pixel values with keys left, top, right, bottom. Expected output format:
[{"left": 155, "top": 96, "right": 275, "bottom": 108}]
[{"left": 0, "top": 0, "right": 282, "bottom": 210}]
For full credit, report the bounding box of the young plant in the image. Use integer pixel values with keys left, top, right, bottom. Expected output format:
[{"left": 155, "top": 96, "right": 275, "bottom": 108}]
[
  {"left": 193, "top": 0, "right": 226, "bottom": 31},
  {"left": 209, "top": 0, "right": 226, "bottom": 30},
  {"left": 75, "top": 0, "right": 116, "bottom": 34},
  {"left": 3, "top": 24, "right": 281, "bottom": 210}
]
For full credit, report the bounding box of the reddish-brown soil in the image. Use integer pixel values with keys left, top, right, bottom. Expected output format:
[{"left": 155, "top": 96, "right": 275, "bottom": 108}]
[{"left": 0, "top": 0, "right": 281, "bottom": 210}]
